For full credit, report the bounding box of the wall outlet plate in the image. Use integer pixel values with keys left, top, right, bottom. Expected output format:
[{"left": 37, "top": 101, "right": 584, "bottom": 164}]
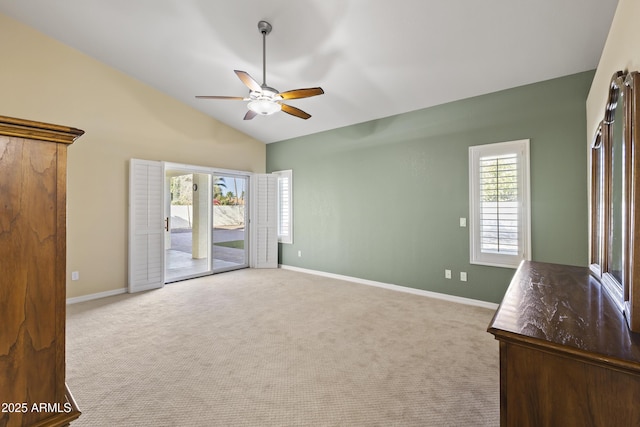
[
  {"left": 460, "top": 272, "right": 467, "bottom": 282},
  {"left": 445, "top": 269, "right": 452, "bottom": 279}
]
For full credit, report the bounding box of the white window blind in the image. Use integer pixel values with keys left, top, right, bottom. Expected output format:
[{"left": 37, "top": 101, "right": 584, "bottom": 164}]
[
  {"left": 469, "top": 140, "right": 530, "bottom": 268},
  {"left": 273, "top": 169, "right": 293, "bottom": 244}
]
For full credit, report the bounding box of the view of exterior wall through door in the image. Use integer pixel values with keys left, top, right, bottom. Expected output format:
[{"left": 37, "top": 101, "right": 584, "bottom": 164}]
[
  {"left": 165, "top": 170, "right": 212, "bottom": 282},
  {"left": 212, "top": 174, "right": 248, "bottom": 273}
]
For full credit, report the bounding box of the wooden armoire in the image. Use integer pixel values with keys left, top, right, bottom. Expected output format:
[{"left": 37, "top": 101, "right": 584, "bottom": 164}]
[{"left": 0, "top": 116, "right": 84, "bottom": 426}]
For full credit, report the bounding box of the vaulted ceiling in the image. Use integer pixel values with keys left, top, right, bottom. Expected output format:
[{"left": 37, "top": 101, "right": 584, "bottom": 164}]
[{"left": 0, "top": 0, "right": 619, "bottom": 143}]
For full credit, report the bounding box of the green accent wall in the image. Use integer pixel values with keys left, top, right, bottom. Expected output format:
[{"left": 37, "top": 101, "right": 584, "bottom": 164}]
[{"left": 267, "top": 71, "right": 592, "bottom": 303}]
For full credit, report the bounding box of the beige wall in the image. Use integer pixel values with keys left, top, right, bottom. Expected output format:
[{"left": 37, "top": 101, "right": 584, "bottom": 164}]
[
  {"left": 0, "top": 14, "right": 265, "bottom": 298},
  {"left": 586, "top": 0, "right": 640, "bottom": 139}
]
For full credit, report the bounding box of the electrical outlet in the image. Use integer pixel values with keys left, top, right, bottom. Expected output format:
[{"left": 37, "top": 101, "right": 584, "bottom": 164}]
[
  {"left": 71, "top": 271, "right": 79, "bottom": 281},
  {"left": 460, "top": 272, "right": 467, "bottom": 282},
  {"left": 460, "top": 217, "right": 467, "bottom": 227},
  {"left": 445, "top": 269, "right": 452, "bottom": 279},
  {"left": 298, "top": 250, "right": 302, "bottom": 258}
]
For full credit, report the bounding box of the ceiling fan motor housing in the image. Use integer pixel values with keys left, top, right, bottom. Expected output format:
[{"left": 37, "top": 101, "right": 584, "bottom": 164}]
[{"left": 248, "top": 86, "right": 282, "bottom": 115}]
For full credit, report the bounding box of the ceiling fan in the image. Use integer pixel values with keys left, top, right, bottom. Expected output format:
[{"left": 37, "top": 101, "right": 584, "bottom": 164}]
[{"left": 196, "top": 20, "right": 324, "bottom": 120}]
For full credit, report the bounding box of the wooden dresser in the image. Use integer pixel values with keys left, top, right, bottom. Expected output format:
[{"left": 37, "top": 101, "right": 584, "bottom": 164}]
[
  {"left": 0, "top": 116, "right": 84, "bottom": 426},
  {"left": 488, "top": 261, "right": 640, "bottom": 426}
]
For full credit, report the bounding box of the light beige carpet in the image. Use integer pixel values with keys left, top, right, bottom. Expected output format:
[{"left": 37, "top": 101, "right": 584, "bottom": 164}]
[{"left": 66, "top": 268, "right": 499, "bottom": 426}]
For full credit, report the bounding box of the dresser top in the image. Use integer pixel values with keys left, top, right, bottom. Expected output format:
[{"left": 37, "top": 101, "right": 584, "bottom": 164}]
[{"left": 488, "top": 261, "right": 640, "bottom": 370}]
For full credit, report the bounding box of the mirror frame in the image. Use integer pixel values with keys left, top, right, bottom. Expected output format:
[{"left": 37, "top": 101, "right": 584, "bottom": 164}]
[
  {"left": 590, "top": 125, "right": 604, "bottom": 277},
  {"left": 590, "top": 71, "right": 640, "bottom": 331}
]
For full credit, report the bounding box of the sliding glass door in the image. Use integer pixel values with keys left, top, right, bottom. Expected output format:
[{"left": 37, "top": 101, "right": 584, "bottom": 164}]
[
  {"left": 212, "top": 174, "right": 249, "bottom": 273},
  {"left": 164, "top": 165, "right": 250, "bottom": 282}
]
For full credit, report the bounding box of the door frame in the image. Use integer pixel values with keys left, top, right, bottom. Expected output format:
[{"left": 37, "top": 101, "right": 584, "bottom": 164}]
[{"left": 164, "top": 162, "right": 254, "bottom": 281}]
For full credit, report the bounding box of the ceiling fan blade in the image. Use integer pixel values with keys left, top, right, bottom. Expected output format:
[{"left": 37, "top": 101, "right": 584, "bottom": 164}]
[
  {"left": 280, "top": 103, "right": 311, "bottom": 120},
  {"left": 244, "top": 110, "right": 258, "bottom": 120},
  {"left": 195, "top": 96, "right": 246, "bottom": 100},
  {"left": 235, "top": 70, "right": 262, "bottom": 92},
  {"left": 278, "top": 87, "right": 324, "bottom": 100}
]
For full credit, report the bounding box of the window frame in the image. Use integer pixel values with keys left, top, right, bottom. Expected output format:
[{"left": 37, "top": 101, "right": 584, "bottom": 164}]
[
  {"left": 273, "top": 169, "right": 293, "bottom": 244},
  {"left": 469, "top": 139, "right": 531, "bottom": 269}
]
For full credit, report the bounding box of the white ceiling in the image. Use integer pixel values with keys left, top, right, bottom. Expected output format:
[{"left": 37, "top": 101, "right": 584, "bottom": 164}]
[{"left": 0, "top": 0, "right": 619, "bottom": 143}]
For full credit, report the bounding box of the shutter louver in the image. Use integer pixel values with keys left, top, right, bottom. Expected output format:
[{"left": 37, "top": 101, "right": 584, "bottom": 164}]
[
  {"left": 479, "top": 154, "right": 519, "bottom": 256},
  {"left": 129, "top": 159, "right": 164, "bottom": 292},
  {"left": 278, "top": 175, "right": 290, "bottom": 240},
  {"left": 250, "top": 174, "right": 278, "bottom": 268},
  {"left": 274, "top": 170, "right": 293, "bottom": 244}
]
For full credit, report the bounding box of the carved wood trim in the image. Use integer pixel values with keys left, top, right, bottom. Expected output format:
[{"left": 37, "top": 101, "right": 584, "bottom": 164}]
[
  {"left": 0, "top": 115, "right": 84, "bottom": 144},
  {"left": 603, "top": 71, "right": 625, "bottom": 125}
]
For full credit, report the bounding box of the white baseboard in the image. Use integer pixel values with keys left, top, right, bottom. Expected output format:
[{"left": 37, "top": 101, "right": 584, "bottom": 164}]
[
  {"left": 279, "top": 265, "right": 499, "bottom": 310},
  {"left": 66, "top": 268, "right": 500, "bottom": 310},
  {"left": 66, "top": 288, "right": 126, "bottom": 305}
]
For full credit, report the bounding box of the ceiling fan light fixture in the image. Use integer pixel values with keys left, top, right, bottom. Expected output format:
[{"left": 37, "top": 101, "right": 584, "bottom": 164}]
[
  {"left": 196, "top": 20, "right": 323, "bottom": 120},
  {"left": 248, "top": 99, "right": 281, "bottom": 115}
]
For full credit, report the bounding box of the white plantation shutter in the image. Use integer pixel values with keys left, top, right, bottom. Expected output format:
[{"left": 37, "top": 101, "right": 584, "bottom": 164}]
[
  {"left": 479, "top": 154, "right": 518, "bottom": 255},
  {"left": 128, "top": 159, "right": 165, "bottom": 292},
  {"left": 469, "top": 140, "right": 530, "bottom": 268},
  {"left": 274, "top": 170, "right": 293, "bottom": 244},
  {"left": 250, "top": 174, "right": 278, "bottom": 268}
]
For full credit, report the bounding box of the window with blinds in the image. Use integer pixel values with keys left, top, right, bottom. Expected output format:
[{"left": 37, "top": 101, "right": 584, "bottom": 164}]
[
  {"left": 479, "top": 154, "right": 518, "bottom": 255},
  {"left": 469, "top": 140, "right": 530, "bottom": 268},
  {"left": 273, "top": 169, "right": 293, "bottom": 244}
]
